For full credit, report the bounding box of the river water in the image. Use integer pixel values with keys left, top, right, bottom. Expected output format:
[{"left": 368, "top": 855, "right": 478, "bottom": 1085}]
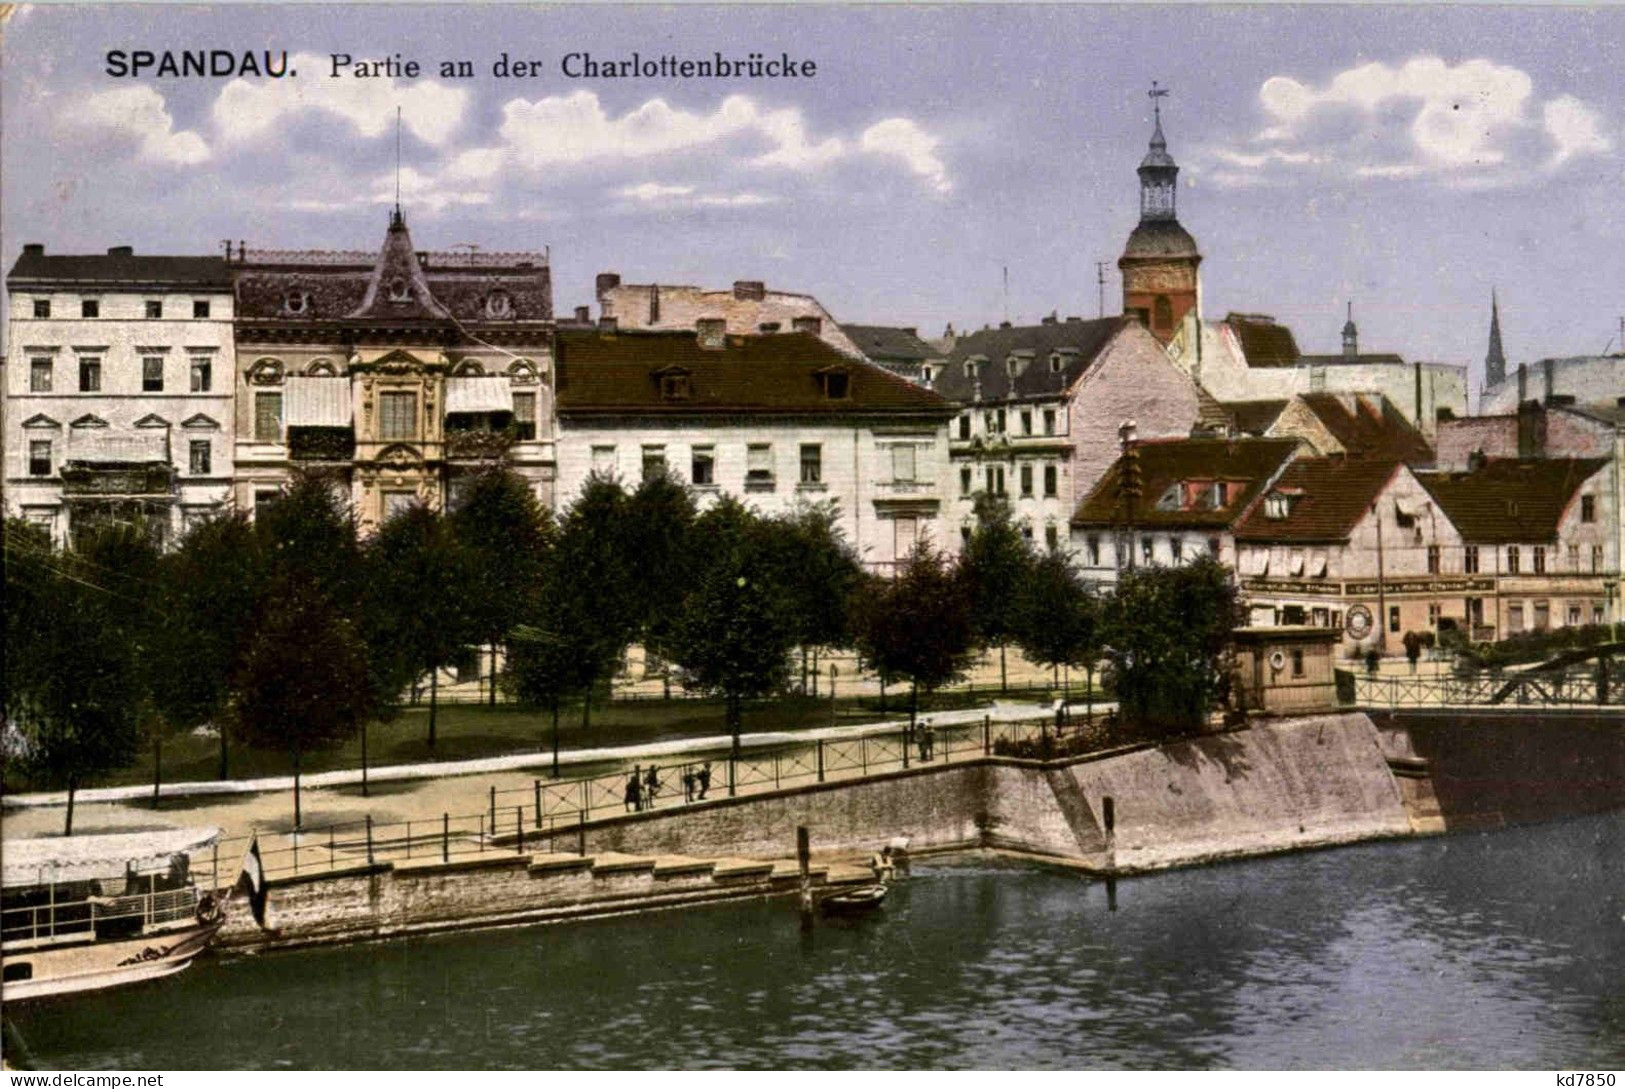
[{"left": 6, "top": 811, "right": 1622, "bottom": 1069}]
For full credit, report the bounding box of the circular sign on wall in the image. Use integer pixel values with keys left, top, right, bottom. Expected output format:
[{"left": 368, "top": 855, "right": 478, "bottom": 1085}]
[
  {"left": 1268, "top": 650, "right": 1287, "bottom": 672},
  {"left": 1345, "top": 604, "right": 1374, "bottom": 641}
]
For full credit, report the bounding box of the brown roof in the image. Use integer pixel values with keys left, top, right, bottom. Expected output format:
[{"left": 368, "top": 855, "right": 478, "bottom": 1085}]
[
  {"left": 1071, "top": 437, "right": 1299, "bottom": 529},
  {"left": 844, "top": 325, "right": 941, "bottom": 363},
  {"left": 1225, "top": 313, "right": 1300, "bottom": 367},
  {"left": 8, "top": 248, "right": 228, "bottom": 289},
  {"left": 1227, "top": 399, "right": 1289, "bottom": 435},
  {"left": 937, "top": 317, "right": 1128, "bottom": 401},
  {"left": 554, "top": 329, "right": 952, "bottom": 417},
  {"left": 1413, "top": 458, "right": 1609, "bottom": 543},
  {"left": 1296, "top": 392, "right": 1434, "bottom": 463},
  {"left": 1234, "top": 458, "right": 1402, "bottom": 543}
]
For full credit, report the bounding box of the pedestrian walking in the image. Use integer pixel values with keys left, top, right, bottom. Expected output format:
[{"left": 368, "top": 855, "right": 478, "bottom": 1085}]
[
  {"left": 924, "top": 724, "right": 936, "bottom": 760},
  {"left": 624, "top": 770, "right": 642, "bottom": 813},
  {"left": 697, "top": 762, "right": 712, "bottom": 800},
  {"left": 644, "top": 765, "right": 662, "bottom": 809},
  {"left": 682, "top": 766, "right": 696, "bottom": 803}
]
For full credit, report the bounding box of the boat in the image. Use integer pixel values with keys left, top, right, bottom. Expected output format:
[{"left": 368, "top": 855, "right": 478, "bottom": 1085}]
[
  {"left": 1, "top": 827, "right": 227, "bottom": 1001},
  {"left": 817, "top": 882, "right": 888, "bottom": 916}
]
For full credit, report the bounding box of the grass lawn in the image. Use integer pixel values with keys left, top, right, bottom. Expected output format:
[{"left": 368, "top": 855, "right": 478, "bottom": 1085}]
[{"left": 4, "top": 683, "right": 1084, "bottom": 794}]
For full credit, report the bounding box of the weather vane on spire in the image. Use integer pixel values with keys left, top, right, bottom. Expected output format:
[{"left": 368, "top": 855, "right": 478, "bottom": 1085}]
[
  {"left": 394, "top": 106, "right": 402, "bottom": 216},
  {"left": 1149, "top": 80, "right": 1170, "bottom": 124}
]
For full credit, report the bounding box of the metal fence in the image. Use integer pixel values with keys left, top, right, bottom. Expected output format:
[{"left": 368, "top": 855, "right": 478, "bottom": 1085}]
[
  {"left": 1352, "top": 670, "right": 1623, "bottom": 708},
  {"left": 196, "top": 714, "right": 1076, "bottom": 886}
]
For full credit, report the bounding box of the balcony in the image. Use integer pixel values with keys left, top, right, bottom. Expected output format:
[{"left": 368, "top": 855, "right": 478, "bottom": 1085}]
[
  {"left": 289, "top": 428, "right": 356, "bottom": 462},
  {"left": 445, "top": 428, "right": 514, "bottom": 461}
]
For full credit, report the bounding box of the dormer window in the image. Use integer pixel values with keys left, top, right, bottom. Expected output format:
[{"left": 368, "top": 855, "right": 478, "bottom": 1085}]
[
  {"left": 655, "top": 367, "right": 693, "bottom": 402},
  {"left": 485, "top": 290, "right": 513, "bottom": 318},
  {"left": 1049, "top": 353, "right": 1063, "bottom": 374},
  {"left": 920, "top": 364, "right": 935, "bottom": 385},
  {"left": 284, "top": 291, "right": 310, "bottom": 315},
  {"left": 696, "top": 318, "right": 726, "bottom": 349},
  {"left": 758, "top": 322, "right": 782, "bottom": 333},
  {"left": 1006, "top": 351, "right": 1033, "bottom": 381},
  {"left": 388, "top": 277, "right": 410, "bottom": 302},
  {"left": 965, "top": 356, "right": 986, "bottom": 381},
  {"left": 1264, "top": 494, "right": 1290, "bottom": 520},
  {"left": 815, "top": 367, "right": 850, "bottom": 400}
]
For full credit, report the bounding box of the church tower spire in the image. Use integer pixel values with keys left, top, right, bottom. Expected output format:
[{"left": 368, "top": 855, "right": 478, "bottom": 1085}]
[
  {"left": 1119, "top": 81, "right": 1202, "bottom": 347},
  {"left": 1485, "top": 289, "right": 1507, "bottom": 388}
]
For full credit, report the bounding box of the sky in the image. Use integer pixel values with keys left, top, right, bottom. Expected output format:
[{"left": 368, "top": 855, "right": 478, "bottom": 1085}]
[{"left": 3, "top": 4, "right": 1623, "bottom": 394}]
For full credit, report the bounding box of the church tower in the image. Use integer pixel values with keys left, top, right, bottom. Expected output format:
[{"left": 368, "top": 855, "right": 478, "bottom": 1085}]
[
  {"left": 1485, "top": 289, "right": 1507, "bottom": 388},
  {"left": 1119, "top": 82, "right": 1201, "bottom": 346}
]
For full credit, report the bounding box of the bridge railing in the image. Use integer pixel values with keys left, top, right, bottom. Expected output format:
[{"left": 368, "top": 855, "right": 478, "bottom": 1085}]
[{"left": 1353, "top": 669, "right": 1622, "bottom": 708}]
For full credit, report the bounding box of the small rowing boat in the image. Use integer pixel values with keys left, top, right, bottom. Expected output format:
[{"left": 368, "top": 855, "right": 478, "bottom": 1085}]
[{"left": 817, "top": 883, "right": 887, "bottom": 916}]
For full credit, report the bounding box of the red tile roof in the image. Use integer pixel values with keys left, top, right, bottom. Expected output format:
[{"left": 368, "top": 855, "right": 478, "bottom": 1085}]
[
  {"left": 1296, "top": 392, "right": 1434, "bottom": 463},
  {"left": 1234, "top": 458, "right": 1403, "bottom": 543},
  {"left": 554, "top": 328, "right": 953, "bottom": 417},
  {"left": 1413, "top": 458, "right": 1610, "bottom": 543},
  {"left": 1071, "top": 437, "right": 1299, "bottom": 528}
]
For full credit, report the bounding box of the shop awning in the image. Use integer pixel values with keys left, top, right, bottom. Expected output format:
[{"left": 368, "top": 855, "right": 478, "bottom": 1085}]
[
  {"left": 65, "top": 431, "right": 168, "bottom": 464},
  {"left": 1309, "top": 552, "right": 1329, "bottom": 577},
  {"left": 446, "top": 376, "right": 514, "bottom": 415},
  {"left": 285, "top": 377, "right": 353, "bottom": 427}
]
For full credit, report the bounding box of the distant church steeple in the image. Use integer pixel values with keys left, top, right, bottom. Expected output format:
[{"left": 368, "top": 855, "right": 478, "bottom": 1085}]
[
  {"left": 1119, "top": 81, "right": 1202, "bottom": 347},
  {"left": 1485, "top": 289, "right": 1507, "bottom": 388},
  {"left": 1341, "top": 301, "right": 1359, "bottom": 359}
]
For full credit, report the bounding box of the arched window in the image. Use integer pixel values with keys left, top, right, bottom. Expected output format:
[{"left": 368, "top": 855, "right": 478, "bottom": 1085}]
[
  {"left": 452, "top": 359, "right": 486, "bottom": 376},
  {"left": 1153, "top": 296, "right": 1174, "bottom": 331},
  {"left": 306, "top": 359, "right": 337, "bottom": 377},
  {"left": 388, "top": 277, "right": 410, "bottom": 301}
]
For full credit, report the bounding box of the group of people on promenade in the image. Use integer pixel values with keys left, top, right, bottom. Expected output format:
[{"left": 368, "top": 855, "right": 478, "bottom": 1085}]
[{"left": 623, "top": 761, "right": 713, "bottom": 812}]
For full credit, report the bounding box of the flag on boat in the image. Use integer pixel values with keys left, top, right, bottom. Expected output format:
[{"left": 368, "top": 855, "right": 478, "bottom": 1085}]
[{"left": 231, "top": 834, "right": 268, "bottom": 928}]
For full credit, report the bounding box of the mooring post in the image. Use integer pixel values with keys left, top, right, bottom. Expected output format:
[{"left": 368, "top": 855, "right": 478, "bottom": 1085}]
[
  {"left": 728, "top": 755, "right": 737, "bottom": 798},
  {"left": 516, "top": 807, "right": 524, "bottom": 855},
  {"left": 534, "top": 779, "right": 542, "bottom": 829},
  {"left": 365, "top": 815, "right": 374, "bottom": 865},
  {"left": 442, "top": 813, "right": 449, "bottom": 863},
  {"left": 1103, "top": 795, "right": 1118, "bottom": 912},
  {"left": 816, "top": 739, "right": 825, "bottom": 783},
  {"left": 983, "top": 714, "right": 991, "bottom": 756},
  {"left": 797, "top": 825, "right": 814, "bottom": 931}
]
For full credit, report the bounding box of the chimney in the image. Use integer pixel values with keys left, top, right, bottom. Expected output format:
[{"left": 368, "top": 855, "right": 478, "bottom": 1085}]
[
  {"left": 696, "top": 318, "right": 726, "bottom": 349},
  {"left": 22, "top": 243, "right": 43, "bottom": 256},
  {"left": 649, "top": 283, "right": 661, "bottom": 325},
  {"left": 1467, "top": 448, "right": 1487, "bottom": 472},
  {"left": 1517, "top": 399, "right": 1546, "bottom": 457},
  {"left": 598, "top": 316, "right": 618, "bottom": 332},
  {"left": 791, "top": 316, "right": 822, "bottom": 337},
  {"left": 732, "top": 280, "right": 765, "bottom": 301},
  {"left": 1041, "top": 311, "right": 1058, "bottom": 326},
  {"left": 107, "top": 245, "right": 133, "bottom": 257},
  {"left": 1543, "top": 358, "right": 1555, "bottom": 402},
  {"left": 1517, "top": 362, "right": 1527, "bottom": 403},
  {"left": 999, "top": 320, "right": 1013, "bottom": 330},
  {"left": 595, "top": 272, "right": 621, "bottom": 299},
  {"left": 573, "top": 305, "right": 590, "bottom": 323}
]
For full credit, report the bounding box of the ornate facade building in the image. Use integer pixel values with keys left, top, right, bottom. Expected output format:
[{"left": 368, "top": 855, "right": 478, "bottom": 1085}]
[{"left": 231, "top": 210, "right": 555, "bottom": 528}]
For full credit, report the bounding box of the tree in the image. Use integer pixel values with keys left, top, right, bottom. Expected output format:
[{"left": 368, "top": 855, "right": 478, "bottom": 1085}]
[
  {"left": 449, "top": 467, "right": 554, "bottom": 705},
  {"left": 959, "top": 493, "right": 1034, "bottom": 692},
  {"left": 666, "top": 498, "right": 795, "bottom": 760},
  {"left": 547, "top": 475, "right": 641, "bottom": 731},
  {"left": 763, "top": 501, "right": 863, "bottom": 694},
  {"left": 505, "top": 606, "right": 603, "bottom": 778},
  {"left": 1014, "top": 549, "right": 1104, "bottom": 714},
  {"left": 851, "top": 544, "right": 977, "bottom": 739},
  {"left": 234, "top": 581, "right": 374, "bottom": 829},
  {"left": 366, "top": 502, "right": 479, "bottom": 749},
  {"left": 3, "top": 522, "right": 146, "bottom": 834},
  {"left": 621, "top": 470, "right": 698, "bottom": 690},
  {"left": 1103, "top": 557, "right": 1242, "bottom": 738}
]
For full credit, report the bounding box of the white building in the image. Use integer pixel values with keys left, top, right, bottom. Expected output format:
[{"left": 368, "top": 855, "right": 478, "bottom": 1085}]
[
  {"left": 4, "top": 244, "right": 235, "bottom": 544},
  {"left": 553, "top": 324, "right": 956, "bottom": 572}
]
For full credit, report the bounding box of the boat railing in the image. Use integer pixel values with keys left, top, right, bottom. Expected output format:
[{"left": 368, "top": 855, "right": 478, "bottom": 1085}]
[{"left": 1, "top": 884, "right": 200, "bottom": 948}]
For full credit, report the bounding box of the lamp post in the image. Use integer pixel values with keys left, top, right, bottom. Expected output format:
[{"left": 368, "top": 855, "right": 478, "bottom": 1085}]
[{"left": 1117, "top": 419, "right": 1141, "bottom": 573}]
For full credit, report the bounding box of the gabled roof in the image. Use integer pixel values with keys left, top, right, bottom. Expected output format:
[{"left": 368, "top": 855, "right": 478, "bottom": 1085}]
[
  {"left": 1295, "top": 392, "right": 1434, "bottom": 463},
  {"left": 1071, "top": 437, "right": 1299, "bottom": 529},
  {"left": 1226, "top": 399, "right": 1290, "bottom": 435},
  {"left": 844, "top": 325, "right": 941, "bottom": 363},
  {"left": 554, "top": 329, "right": 951, "bottom": 417},
  {"left": 1234, "top": 458, "right": 1403, "bottom": 543},
  {"left": 7, "top": 249, "right": 229, "bottom": 290},
  {"left": 1413, "top": 458, "right": 1609, "bottom": 544},
  {"left": 133, "top": 413, "right": 171, "bottom": 429},
  {"left": 349, "top": 210, "right": 450, "bottom": 320},
  {"left": 1224, "top": 313, "right": 1300, "bottom": 368},
  {"left": 936, "top": 317, "right": 1128, "bottom": 402}
]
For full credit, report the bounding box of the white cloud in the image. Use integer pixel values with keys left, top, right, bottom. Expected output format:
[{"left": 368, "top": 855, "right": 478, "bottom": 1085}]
[
  {"left": 1209, "top": 55, "right": 1616, "bottom": 187},
  {"left": 859, "top": 118, "right": 951, "bottom": 193},
  {"left": 74, "top": 86, "right": 210, "bottom": 165},
  {"left": 616, "top": 181, "right": 776, "bottom": 208},
  {"left": 212, "top": 52, "right": 469, "bottom": 147}
]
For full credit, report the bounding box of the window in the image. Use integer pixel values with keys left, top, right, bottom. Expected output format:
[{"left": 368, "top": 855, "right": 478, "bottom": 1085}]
[
  {"left": 1427, "top": 545, "right": 1441, "bottom": 574},
  {"left": 1568, "top": 544, "right": 1580, "bottom": 570},
  {"left": 29, "top": 357, "right": 51, "bottom": 392},
  {"left": 820, "top": 371, "right": 849, "bottom": 400},
  {"left": 1594, "top": 545, "right": 1605, "bottom": 573},
  {"left": 1020, "top": 524, "right": 1034, "bottom": 542},
  {"left": 960, "top": 525, "right": 972, "bottom": 545},
  {"left": 1507, "top": 546, "right": 1520, "bottom": 574},
  {"left": 1464, "top": 545, "right": 1480, "bottom": 574},
  {"left": 378, "top": 391, "right": 416, "bottom": 439},
  {"left": 1020, "top": 464, "right": 1033, "bottom": 497},
  {"left": 485, "top": 290, "right": 512, "bottom": 318},
  {"left": 960, "top": 467, "right": 972, "bottom": 496},
  {"left": 1153, "top": 295, "right": 1173, "bottom": 331},
  {"left": 512, "top": 391, "right": 536, "bottom": 441},
  {"left": 1264, "top": 494, "right": 1289, "bottom": 519},
  {"left": 986, "top": 465, "right": 1005, "bottom": 495},
  {"left": 189, "top": 439, "right": 211, "bottom": 476},
  {"left": 1086, "top": 535, "right": 1101, "bottom": 566},
  {"left": 1291, "top": 648, "right": 1305, "bottom": 678},
  {"left": 641, "top": 445, "right": 667, "bottom": 482},
  {"left": 1043, "top": 465, "right": 1058, "bottom": 498},
  {"left": 1428, "top": 603, "right": 1441, "bottom": 628},
  {"left": 660, "top": 372, "right": 691, "bottom": 401},
  {"left": 1533, "top": 546, "right": 1546, "bottom": 574},
  {"left": 1388, "top": 605, "right": 1401, "bottom": 633},
  {"left": 32, "top": 299, "right": 50, "bottom": 318},
  {"left": 1209, "top": 537, "right": 1222, "bottom": 558},
  {"left": 1141, "top": 537, "right": 1155, "bottom": 565},
  {"left": 1567, "top": 603, "right": 1582, "bottom": 626},
  {"left": 957, "top": 416, "right": 971, "bottom": 441},
  {"left": 894, "top": 516, "right": 919, "bottom": 561},
  {"left": 382, "top": 490, "right": 416, "bottom": 521},
  {"left": 1594, "top": 603, "right": 1606, "bottom": 625},
  {"left": 1533, "top": 600, "right": 1550, "bottom": 630},
  {"left": 193, "top": 300, "right": 210, "bottom": 319},
  {"left": 78, "top": 357, "right": 101, "bottom": 392},
  {"left": 1020, "top": 410, "right": 1033, "bottom": 436},
  {"left": 255, "top": 488, "right": 281, "bottom": 515},
  {"left": 591, "top": 445, "right": 616, "bottom": 475},
  {"left": 285, "top": 292, "right": 309, "bottom": 315},
  {"left": 891, "top": 444, "right": 916, "bottom": 482},
  {"left": 996, "top": 408, "right": 1007, "bottom": 433},
  {"left": 142, "top": 356, "right": 164, "bottom": 392},
  {"left": 28, "top": 440, "right": 51, "bottom": 476},
  {"left": 800, "top": 444, "right": 822, "bottom": 485},
  {"left": 746, "top": 443, "right": 774, "bottom": 485},
  {"left": 253, "top": 391, "right": 282, "bottom": 442},
  {"left": 145, "top": 300, "right": 162, "bottom": 319},
  {"left": 81, "top": 299, "right": 99, "bottom": 318},
  {"left": 691, "top": 446, "right": 715, "bottom": 486},
  {"left": 389, "top": 277, "right": 410, "bottom": 301},
  {"left": 1042, "top": 409, "right": 1056, "bottom": 435},
  {"left": 190, "top": 358, "right": 212, "bottom": 392},
  {"left": 1171, "top": 536, "right": 1186, "bottom": 564},
  {"left": 1581, "top": 495, "right": 1596, "bottom": 523},
  {"left": 1508, "top": 603, "right": 1524, "bottom": 633},
  {"left": 1045, "top": 525, "right": 1059, "bottom": 551}
]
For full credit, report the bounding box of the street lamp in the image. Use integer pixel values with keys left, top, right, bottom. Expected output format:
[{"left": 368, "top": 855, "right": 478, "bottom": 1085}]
[{"left": 1117, "top": 419, "right": 1140, "bottom": 572}]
